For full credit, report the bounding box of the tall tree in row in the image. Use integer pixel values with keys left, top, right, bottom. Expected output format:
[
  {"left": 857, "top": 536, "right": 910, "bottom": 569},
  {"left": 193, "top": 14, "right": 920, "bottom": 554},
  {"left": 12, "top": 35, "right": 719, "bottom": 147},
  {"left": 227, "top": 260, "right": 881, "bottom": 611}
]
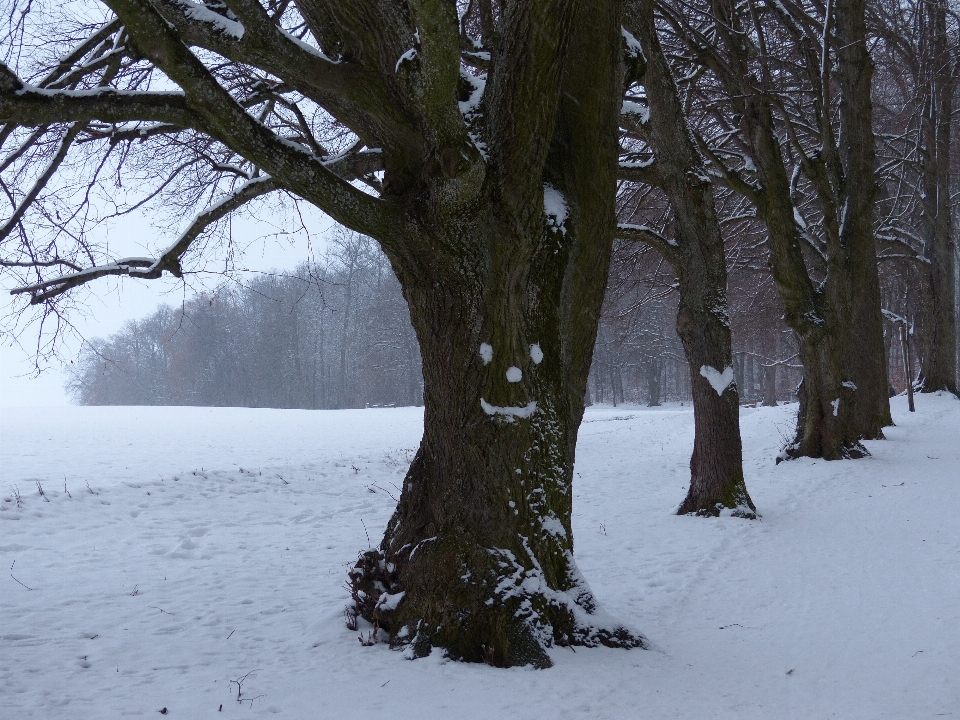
[
  {"left": 0, "top": 0, "right": 641, "bottom": 666},
  {"left": 915, "top": 0, "right": 958, "bottom": 394},
  {"left": 872, "top": 0, "right": 958, "bottom": 395},
  {"left": 659, "top": 0, "right": 892, "bottom": 458},
  {"left": 618, "top": 0, "right": 757, "bottom": 516}
]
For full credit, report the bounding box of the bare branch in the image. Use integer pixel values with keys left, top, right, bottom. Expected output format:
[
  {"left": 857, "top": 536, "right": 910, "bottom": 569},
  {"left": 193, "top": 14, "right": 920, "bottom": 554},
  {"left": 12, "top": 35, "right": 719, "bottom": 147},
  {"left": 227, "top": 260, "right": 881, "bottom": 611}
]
[
  {"left": 0, "top": 76, "right": 204, "bottom": 130},
  {"left": 0, "top": 123, "right": 83, "bottom": 242},
  {"left": 616, "top": 222, "right": 680, "bottom": 264},
  {"left": 102, "top": 0, "right": 406, "bottom": 243},
  {"left": 10, "top": 175, "right": 280, "bottom": 304}
]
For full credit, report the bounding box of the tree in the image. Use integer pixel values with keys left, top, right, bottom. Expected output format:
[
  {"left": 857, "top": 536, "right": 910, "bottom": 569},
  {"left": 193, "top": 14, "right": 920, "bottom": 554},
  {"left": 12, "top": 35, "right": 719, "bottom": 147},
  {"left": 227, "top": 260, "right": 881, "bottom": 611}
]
[
  {"left": 872, "top": 0, "right": 959, "bottom": 395},
  {"left": 618, "top": 0, "right": 756, "bottom": 516},
  {"left": 1, "top": 1, "right": 642, "bottom": 666}
]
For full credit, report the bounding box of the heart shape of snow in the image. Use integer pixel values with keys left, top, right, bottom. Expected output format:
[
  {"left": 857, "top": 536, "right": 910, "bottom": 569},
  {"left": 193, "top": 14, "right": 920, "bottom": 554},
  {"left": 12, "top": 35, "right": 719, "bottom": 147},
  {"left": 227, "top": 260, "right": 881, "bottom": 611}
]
[{"left": 699, "top": 365, "right": 735, "bottom": 396}]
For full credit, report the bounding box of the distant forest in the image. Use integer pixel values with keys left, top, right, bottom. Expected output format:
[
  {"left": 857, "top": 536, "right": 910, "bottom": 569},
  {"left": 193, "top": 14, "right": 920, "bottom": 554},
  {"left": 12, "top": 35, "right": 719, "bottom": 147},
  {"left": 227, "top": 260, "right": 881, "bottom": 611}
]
[
  {"left": 69, "top": 232, "right": 421, "bottom": 409},
  {"left": 69, "top": 230, "right": 818, "bottom": 409}
]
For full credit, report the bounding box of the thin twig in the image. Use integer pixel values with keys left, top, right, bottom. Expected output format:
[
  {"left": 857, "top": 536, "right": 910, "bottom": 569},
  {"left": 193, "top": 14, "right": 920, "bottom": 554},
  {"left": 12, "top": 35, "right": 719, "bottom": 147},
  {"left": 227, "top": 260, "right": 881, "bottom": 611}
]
[
  {"left": 370, "top": 484, "right": 398, "bottom": 501},
  {"left": 10, "top": 560, "right": 33, "bottom": 590},
  {"left": 360, "top": 518, "right": 371, "bottom": 548}
]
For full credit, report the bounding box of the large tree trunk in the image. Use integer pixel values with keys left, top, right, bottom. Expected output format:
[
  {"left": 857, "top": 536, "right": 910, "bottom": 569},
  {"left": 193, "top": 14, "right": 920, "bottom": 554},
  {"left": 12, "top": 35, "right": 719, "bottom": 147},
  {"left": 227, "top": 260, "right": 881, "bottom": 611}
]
[
  {"left": 351, "top": 265, "right": 639, "bottom": 667},
  {"left": 835, "top": 0, "right": 893, "bottom": 433},
  {"left": 918, "top": 0, "right": 958, "bottom": 395},
  {"left": 675, "top": 290, "right": 755, "bottom": 515},
  {"left": 349, "top": 0, "right": 643, "bottom": 667},
  {"left": 628, "top": 0, "right": 756, "bottom": 517}
]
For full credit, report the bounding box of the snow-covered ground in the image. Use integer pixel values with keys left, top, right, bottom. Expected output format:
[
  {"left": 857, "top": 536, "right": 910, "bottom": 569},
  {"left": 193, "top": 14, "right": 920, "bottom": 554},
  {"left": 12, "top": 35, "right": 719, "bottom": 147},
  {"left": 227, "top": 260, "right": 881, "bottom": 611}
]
[{"left": 2, "top": 395, "right": 958, "bottom": 719}]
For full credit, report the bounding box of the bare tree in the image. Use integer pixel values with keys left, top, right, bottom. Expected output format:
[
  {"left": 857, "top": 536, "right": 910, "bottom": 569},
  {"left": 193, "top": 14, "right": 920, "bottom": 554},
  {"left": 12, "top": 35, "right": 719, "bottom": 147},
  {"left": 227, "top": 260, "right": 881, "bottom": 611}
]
[
  {"left": 656, "top": 0, "right": 895, "bottom": 458},
  {"left": 872, "top": 0, "right": 959, "bottom": 395},
  {"left": 618, "top": 0, "right": 757, "bottom": 517}
]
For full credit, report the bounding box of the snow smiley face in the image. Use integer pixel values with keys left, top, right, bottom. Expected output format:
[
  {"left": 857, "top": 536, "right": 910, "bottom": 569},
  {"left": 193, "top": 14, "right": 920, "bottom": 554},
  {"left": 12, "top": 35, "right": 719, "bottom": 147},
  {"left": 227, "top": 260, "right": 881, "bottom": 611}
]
[{"left": 478, "top": 342, "right": 545, "bottom": 421}]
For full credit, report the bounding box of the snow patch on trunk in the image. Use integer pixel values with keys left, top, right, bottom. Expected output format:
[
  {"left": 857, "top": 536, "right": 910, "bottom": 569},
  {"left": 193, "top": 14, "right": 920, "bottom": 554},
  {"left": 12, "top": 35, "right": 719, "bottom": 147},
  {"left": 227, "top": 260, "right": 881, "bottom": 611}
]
[
  {"left": 458, "top": 72, "right": 486, "bottom": 115},
  {"left": 530, "top": 344, "right": 544, "bottom": 365},
  {"left": 480, "top": 399, "right": 537, "bottom": 420},
  {"left": 543, "top": 184, "right": 568, "bottom": 233},
  {"left": 699, "top": 365, "right": 735, "bottom": 396},
  {"left": 479, "top": 343, "right": 493, "bottom": 365},
  {"left": 395, "top": 47, "right": 417, "bottom": 72}
]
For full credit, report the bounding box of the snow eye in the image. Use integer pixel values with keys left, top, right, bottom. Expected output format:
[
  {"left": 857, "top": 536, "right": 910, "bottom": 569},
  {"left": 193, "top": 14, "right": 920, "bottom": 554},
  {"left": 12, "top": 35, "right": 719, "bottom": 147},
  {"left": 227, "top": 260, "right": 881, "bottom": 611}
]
[
  {"left": 529, "top": 344, "right": 543, "bottom": 365},
  {"left": 479, "top": 343, "right": 493, "bottom": 365}
]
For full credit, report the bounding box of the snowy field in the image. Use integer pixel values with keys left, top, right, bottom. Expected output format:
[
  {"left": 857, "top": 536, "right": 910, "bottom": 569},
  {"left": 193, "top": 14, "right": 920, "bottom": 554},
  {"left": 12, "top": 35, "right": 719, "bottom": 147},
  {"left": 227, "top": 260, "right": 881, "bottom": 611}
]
[{"left": 2, "top": 394, "right": 958, "bottom": 719}]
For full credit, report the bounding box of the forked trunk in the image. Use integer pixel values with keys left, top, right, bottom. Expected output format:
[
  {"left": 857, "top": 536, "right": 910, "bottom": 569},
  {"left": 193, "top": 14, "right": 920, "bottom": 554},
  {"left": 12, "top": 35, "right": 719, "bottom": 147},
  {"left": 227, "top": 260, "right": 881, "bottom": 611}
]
[
  {"left": 712, "top": 0, "right": 891, "bottom": 461},
  {"left": 349, "top": 2, "right": 644, "bottom": 667},
  {"left": 790, "top": 328, "right": 867, "bottom": 459}
]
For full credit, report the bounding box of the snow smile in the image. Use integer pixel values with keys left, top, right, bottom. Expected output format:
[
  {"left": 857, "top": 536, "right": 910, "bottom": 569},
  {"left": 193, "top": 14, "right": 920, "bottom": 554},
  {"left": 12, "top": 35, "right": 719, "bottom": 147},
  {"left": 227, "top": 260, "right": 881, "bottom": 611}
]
[{"left": 480, "top": 398, "right": 538, "bottom": 420}]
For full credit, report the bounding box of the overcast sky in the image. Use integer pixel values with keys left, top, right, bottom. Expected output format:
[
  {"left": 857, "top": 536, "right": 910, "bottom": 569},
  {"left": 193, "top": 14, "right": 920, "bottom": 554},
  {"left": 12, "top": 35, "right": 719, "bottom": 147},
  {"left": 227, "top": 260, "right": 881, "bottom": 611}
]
[{"left": 2, "top": 207, "right": 334, "bottom": 408}]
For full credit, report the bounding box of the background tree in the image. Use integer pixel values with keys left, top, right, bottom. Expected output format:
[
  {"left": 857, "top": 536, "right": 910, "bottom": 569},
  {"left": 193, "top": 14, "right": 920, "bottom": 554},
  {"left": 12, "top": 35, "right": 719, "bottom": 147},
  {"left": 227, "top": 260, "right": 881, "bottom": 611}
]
[
  {"left": 68, "top": 237, "right": 424, "bottom": 409},
  {"left": 618, "top": 0, "right": 757, "bottom": 517},
  {"left": 652, "top": 0, "right": 896, "bottom": 458},
  {"left": 872, "top": 0, "right": 959, "bottom": 395}
]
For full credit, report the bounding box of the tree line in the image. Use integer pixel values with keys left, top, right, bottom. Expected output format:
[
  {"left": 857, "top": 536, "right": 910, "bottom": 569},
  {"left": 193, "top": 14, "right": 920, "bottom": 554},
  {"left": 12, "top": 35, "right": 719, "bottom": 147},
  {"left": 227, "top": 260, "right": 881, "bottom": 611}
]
[
  {"left": 69, "top": 232, "right": 423, "bottom": 409},
  {"left": 2, "top": 0, "right": 957, "bottom": 667}
]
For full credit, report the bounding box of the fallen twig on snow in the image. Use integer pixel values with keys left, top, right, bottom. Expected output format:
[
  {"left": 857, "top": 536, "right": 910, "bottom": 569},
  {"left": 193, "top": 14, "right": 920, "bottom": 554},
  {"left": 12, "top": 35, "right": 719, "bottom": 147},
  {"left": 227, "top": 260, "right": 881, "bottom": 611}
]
[{"left": 10, "top": 560, "right": 33, "bottom": 590}]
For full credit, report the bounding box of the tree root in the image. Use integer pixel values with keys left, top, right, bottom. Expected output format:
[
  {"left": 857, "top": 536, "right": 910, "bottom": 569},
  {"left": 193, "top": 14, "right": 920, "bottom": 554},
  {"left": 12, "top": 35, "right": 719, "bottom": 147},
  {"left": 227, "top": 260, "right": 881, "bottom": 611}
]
[{"left": 348, "top": 538, "right": 645, "bottom": 668}]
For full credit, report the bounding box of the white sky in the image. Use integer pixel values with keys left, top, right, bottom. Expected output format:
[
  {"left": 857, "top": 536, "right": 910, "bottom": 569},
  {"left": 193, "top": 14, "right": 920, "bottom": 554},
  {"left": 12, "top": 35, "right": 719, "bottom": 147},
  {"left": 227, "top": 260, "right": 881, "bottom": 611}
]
[{"left": 1, "top": 208, "right": 335, "bottom": 408}]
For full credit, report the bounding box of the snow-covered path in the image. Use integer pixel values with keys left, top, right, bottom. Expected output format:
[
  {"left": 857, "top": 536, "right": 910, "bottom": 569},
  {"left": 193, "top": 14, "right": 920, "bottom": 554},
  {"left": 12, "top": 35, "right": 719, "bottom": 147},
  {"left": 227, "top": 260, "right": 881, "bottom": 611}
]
[{"left": 2, "top": 395, "right": 958, "bottom": 719}]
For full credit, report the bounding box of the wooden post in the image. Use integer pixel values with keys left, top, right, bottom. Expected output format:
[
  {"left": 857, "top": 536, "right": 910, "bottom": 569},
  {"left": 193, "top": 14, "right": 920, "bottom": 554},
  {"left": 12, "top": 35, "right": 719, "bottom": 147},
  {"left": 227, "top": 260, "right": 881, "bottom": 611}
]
[{"left": 900, "top": 323, "right": 915, "bottom": 412}]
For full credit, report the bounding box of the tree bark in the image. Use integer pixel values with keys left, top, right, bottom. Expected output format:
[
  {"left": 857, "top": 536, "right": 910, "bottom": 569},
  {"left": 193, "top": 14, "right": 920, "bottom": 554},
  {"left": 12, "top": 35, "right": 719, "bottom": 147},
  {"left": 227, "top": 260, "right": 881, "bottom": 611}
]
[
  {"left": 762, "top": 364, "right": 778, "bottom": 407},
  {"left": 647, "top": 357, "right": 662, "bottom": 406},
  {"left": 835, "top": 0, "right": 893, "bottom": 433}
]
